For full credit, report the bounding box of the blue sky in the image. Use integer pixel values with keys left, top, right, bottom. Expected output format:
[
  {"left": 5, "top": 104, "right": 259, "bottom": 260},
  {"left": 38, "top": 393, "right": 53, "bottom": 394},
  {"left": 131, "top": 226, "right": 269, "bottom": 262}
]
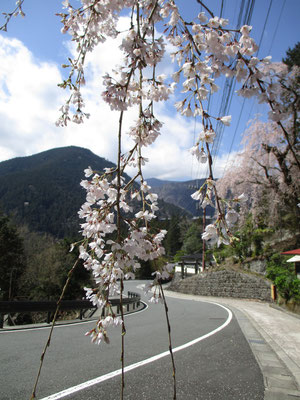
[{"left": 0, "top": 0, "right": 299, "bottom": 181}]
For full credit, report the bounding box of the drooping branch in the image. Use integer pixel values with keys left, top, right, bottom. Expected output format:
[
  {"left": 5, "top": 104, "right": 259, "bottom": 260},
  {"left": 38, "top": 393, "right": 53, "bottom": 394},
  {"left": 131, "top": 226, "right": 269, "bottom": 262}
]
[
  {"left": 0, "top": 0, "right": 25, "bottom": 32},
  {"left": 30, "top": 258, "right": 80, "bottom": 399}
]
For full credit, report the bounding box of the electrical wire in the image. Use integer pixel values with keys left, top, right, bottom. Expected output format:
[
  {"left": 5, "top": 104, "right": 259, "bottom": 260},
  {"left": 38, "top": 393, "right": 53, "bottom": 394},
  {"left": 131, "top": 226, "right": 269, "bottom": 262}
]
[
  {"left": 256, "top": 0, "right": 273, "bottom": 58},
  {"left": 192, "top": 0, "right": 259, "bottom": 182},
  {"left": 220, "top": 0, "right": 225, "bottom": 17},
  {"left": 267, "top": 0, "right": 286, "bottom": 55},
  {"left": 210, "top": 0, "right": 255, "bottom": 173},
  {"left": 221, "top": 97, "right": 246, "bottom": 177},
  {"left": 221, "top": 0, "right": 277, "bottom": 177}
]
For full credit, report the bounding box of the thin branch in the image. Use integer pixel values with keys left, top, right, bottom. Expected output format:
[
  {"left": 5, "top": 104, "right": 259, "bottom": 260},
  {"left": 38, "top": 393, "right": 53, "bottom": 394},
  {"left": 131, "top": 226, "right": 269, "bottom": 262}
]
[
  {"left": 30, "top": 258, "right": 80, "bottom": 400},
  {"left": 117, "top": 102, "right": 126, "bottom": 399},
  {"left": 119, "top": 278, "right": 126, "bottom": 400},
  {"left": 195, "top": 0, "right": 215, "bottom": 18},
  {"left": 0, "top": 0, "right": 25, "bottom": 32},
  {"left": 240, "top": 56, "right": 300, "bottom": 171},
  {"left": 159, "top": 281, "right": 176, "bottom": 400}
]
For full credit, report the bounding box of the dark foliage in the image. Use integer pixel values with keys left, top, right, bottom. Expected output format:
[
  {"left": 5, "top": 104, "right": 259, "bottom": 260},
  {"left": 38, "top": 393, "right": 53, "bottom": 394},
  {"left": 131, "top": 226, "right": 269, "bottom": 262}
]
[
  {"left": 0, "top": 146, "right": 187, "bottom": 238},
  {"left": 0, "top": 146, "right": 116, "bottom": 238},
  {"left": 165, "top": 215, "right": 183, "bottom": 256},
  {"left": 148, "top": 178, "right": 215, "bottom": 217},
  {"left": 0, "top": 213, "right": 26, "bottom": 300},
  {"left": 266, "top": 253, "right": 300, "bottom": 302},
  {"left": 283, "top": 41, "right": 300, "bottom": 70}
]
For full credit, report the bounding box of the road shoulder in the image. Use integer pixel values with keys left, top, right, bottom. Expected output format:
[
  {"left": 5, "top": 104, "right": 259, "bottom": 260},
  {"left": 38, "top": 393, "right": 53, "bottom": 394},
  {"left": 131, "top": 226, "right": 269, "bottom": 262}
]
[{"left": 164, "top": 289, "right": 300, "bottom": 400}]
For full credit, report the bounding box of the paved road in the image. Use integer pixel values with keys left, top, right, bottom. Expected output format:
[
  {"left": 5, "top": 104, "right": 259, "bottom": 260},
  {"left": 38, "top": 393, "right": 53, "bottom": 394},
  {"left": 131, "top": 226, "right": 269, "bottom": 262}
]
[
  {"left": 1, "top": 280, "right": 264, "bottom": 400},
  {"left": 164, "top": 289, "right": 300, "bottom": 399}
]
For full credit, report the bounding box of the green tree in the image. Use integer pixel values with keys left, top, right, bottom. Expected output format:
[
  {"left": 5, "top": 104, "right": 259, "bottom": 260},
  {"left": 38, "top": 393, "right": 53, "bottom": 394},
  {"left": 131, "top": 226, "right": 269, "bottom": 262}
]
[
  {"left": 165, "top": 215, "right": 183, "bottom": 257},
  {"left": 181, "top": 220, "right": 203, "bottom": 255},
  {"left": 212, "top": 214, "right": 274, "bottom": 263},
  {"left": 233, "top": 214, "right": 273, "bottom": 259},
  {"left": 266, "top": 253, "right": 300, "bottom": 302},
  {"left": 18, "top": 228, "right": 91, "bottom": 300},
  {"left": 283, "top": 41, "right": 300, "bottom": 70},
  {"left": 0, "top": 213, "right": 26, "bottom": 300}
]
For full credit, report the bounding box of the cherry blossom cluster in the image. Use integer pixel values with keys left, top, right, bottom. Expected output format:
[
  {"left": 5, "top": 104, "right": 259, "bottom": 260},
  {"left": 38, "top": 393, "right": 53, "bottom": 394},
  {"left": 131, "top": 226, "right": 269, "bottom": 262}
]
[
  {"left": 58, "top": 1, "right": 295, "bottom": 246},
  {"left": 127, "top": 109, "right": 162, "bottom": 147},
  {"left": 144, "top": 263, "right": 174, "bottom": 303},
  {"left": 256, "top": 63, "right": 299, "bottom": 123},
  {"left": 202, "top": 193, "right": 248, "bottom": 246},
  {"left": 56, "top": 1, "right": 176, "bottom": 344},
  {"left": 57, "top": 0, "right": 170, "bottom": 124},
  {"left": 54, "top": 0, "right": 297, "bottom": 345},
  {"left": 77, "top": 166, "right": 168, "bottom": 343},
  {"left": 161, "top": 2, "right": 274, "bottom": 172},
  {"left": 4, "top": 2, "right": 297, "bottom": 397},
  {"left": 56, "top": 0, "right": 131, "bottom": 124},
  {"left": 156, "top": 1, "right": 298, "bottom": 239},
  {"left": 190, "top": 177, "right": 248, "bottom": 245}
]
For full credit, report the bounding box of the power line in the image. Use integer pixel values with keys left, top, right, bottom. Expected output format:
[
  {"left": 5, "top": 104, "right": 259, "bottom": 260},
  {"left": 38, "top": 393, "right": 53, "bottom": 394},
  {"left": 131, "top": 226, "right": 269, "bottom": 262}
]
[
  {"left": 192, "top": 0, "right": 257, "bottom": 181},
  {"left": 220, "top": 0, "right": 225, "bottom": 17},
  {"left": 221, "top": 0, "right": 279, "bottom": 179},
  {"left": 196, "top": 0, "right": 246, "bottom": 181},
  {"left": 221, "top": 97, "right": 246, "bottom": 178},
  {"left": 245, "top": 0, "right": 255, "bottom": 25},
  {"left": 268, "top": 0, "right": 286, "bottom": 55},
  {"left": 256, "top": 0, "right": 273, "bottom": 58},
  {"left": 190, "top": 115, "right": 198, "bottom": 181},
  {"left": 210, "top": 0, "right": 255, "bottom": 173}
]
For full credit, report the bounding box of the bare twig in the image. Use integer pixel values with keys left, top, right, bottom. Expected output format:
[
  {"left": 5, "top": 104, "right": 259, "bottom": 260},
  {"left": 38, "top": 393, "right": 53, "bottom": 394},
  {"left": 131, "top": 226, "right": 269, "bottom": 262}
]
[
  {"left": 30, "top": 258, "right": 80, "bottom": 400},
  {"left": 1, "top": 0, "right": 25, "bottom": 32},
  {"left": 195, "top": 0, "right": 214, "bottom": 18},
  {"left": 159, "top": 281, "right": 176, "bottom": 400},
  {"left": 119, "top": 278, "right": 126, "bottom": 400}
]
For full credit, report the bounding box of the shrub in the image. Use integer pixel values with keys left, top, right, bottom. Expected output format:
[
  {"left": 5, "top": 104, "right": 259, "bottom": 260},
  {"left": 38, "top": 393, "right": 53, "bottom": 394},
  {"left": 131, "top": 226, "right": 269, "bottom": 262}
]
[{"left": 266, "top": 253, "right": 300, "bottom": 302}]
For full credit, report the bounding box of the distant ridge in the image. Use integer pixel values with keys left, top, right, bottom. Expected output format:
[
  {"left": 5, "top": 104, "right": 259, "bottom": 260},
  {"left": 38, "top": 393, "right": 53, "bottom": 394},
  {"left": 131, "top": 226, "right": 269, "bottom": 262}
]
[
  {"left": 0, "top": 146, "right": 188, "bottom": 237},
  {"left": 147, "top": 178, "right": 215, "bottom": 217},
  {"left": 147, "top": 178, "right": 180, "bottom": 188},
  {"left": 147, "top": 178, "right": 214, "bottom": 217}
]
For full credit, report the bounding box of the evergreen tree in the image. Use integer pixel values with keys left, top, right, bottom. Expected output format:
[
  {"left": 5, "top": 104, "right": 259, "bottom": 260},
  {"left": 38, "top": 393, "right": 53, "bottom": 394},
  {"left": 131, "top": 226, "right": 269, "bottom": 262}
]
[
  {"left": 18, "top": 230, "right": 92, "bottom": 300},
  {"left": 283, "top": 42, "right": 300, "bottom": 70},
  {"left": 181, "top": 220, "right": 203, "bottom": 255},
  {"left": 0, "top": 213, "right": 26, "bottom": 300},
  {"left": 165, "top": 215, "right": 183, "bottom": 256}
]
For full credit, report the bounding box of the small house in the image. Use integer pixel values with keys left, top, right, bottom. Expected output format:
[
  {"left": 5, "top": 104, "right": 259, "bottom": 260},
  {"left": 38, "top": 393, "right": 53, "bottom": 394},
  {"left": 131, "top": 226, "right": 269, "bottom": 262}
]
[
  {"left": 175, "top": 253, "right": 203, "bottom": 279},
  {"left": 281, "top": 249, "right": 300, "bottom": 279}
]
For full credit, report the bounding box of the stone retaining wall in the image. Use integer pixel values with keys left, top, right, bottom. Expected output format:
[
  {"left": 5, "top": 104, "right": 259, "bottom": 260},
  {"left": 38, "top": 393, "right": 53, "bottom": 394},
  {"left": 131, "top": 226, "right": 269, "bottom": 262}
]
[{"left": 169, "top": 269, "right": 272, "bottom": 302}]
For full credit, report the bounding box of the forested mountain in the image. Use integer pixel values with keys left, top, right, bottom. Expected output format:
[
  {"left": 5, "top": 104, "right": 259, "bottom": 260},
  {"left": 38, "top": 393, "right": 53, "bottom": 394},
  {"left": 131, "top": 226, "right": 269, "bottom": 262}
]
[
  {"left": 147, "top": 178, "right": 215, "bottom": 217},
  {"left": 0, "top": 146, "right": 188, "bottom": 238}
]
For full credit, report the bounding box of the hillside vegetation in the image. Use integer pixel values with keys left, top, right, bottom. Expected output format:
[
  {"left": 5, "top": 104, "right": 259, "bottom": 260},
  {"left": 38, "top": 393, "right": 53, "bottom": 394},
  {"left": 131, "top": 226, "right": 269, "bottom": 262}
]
[
  {"left": 0, "top": 146, "right": 188, "bottom": 238},
  {"left": 148, "top": 178, "right": 215, "bottom": 217}
]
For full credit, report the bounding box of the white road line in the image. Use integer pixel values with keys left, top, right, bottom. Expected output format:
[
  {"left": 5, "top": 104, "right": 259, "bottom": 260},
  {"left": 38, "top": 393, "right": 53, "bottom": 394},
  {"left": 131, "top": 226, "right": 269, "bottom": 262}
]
[
  {"left": 40, "top": 302, "right": 232, "bottom": 400},
  {"left": 0, "top": 302, "right": 148, "bottom": 334}
]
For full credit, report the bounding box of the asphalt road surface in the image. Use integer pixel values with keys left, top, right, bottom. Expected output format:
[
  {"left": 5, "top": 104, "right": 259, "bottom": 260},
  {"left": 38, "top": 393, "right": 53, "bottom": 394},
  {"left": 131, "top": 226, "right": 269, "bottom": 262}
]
[{"left": 0, "top": 280, "right": 264, "bottom": 400}]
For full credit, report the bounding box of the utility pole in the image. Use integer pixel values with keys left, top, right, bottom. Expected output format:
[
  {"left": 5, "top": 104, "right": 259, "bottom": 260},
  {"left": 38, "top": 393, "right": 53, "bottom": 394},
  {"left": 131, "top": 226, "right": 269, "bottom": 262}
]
[
  {"left": 8, "top": 268, "right": 16, "bottom": 300},
  {"left": 202, "top": 208, "right": 206, "bottom": 271}
]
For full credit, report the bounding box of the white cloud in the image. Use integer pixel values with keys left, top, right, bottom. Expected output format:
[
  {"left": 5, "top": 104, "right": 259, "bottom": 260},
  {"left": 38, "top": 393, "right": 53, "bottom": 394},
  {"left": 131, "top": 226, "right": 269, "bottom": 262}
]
[
  {"left": 212, "top": 150, "right": 240, "bottom": 179},
  {"left": 0, "top": 24, "right": 238, "bottom": 183},
  {"left": 0, "top": 35, "right": 65, "bottom": 157},
  {"left": 126, "top": 110, "right": 196, "bottom": 180}
]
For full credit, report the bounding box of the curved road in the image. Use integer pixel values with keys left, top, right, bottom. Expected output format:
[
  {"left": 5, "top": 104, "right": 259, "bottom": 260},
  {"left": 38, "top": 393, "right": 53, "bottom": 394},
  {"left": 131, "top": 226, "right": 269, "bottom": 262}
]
[{"left": 0, "top": 280, "right": 264, "bottom": 400}]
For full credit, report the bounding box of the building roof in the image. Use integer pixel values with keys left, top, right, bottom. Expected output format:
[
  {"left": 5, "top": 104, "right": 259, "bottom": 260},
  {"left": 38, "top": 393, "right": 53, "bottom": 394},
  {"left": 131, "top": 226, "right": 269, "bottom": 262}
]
[
  {"left": 281, "top": 248, "right": 300, "bottom": 255},
  {"left": 286, "top": 255, "right": 300, "bottom": 263},
  {"left": 180, "top": 253, "right": 202, "bottom": 260}
]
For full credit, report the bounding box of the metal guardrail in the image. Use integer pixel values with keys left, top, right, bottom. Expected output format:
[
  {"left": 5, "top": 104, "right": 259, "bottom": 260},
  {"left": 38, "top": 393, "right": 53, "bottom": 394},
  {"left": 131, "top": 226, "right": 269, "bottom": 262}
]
[{"left": 0, "top": 291, "right": 141, "bottom": 328}]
